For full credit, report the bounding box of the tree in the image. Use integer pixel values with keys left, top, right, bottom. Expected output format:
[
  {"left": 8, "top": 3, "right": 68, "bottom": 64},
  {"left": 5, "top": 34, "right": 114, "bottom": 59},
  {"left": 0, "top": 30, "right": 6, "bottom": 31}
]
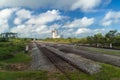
[
  {"left": 93, "top": 33, "right": 104, "bottom": 47},
  {"left": 114, "top": 33, "right": 120, "bottom": 46},
  {"left": 87, "top": 36, "right": 94, "bottom": 45},
  {"left": 67, "top": 37, "right": 72, "bottom": 43},
  {"left": 105, "top": 30, "right": 117, "bottom": 48}
]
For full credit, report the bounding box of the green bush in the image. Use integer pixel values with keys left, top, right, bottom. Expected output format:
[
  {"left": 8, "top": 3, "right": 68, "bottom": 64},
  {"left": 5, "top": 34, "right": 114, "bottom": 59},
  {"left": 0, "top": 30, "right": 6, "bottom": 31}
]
[
  {"left": 0, "top": 53, "right": 13, "bottom": 60},
  {"left": 0, "top": 38, "right": 9, "bottom": 42}
]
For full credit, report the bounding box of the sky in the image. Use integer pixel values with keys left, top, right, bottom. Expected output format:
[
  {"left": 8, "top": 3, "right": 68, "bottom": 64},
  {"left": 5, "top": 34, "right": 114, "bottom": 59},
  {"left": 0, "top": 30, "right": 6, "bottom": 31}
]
[{"left": 0, "top": 0, "right": 120, "bottom": 38}]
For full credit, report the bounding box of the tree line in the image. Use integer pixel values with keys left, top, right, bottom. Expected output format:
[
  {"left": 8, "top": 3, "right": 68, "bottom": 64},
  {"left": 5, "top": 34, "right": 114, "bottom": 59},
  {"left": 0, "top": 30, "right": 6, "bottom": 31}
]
[
  {"left": 44, "top": 30, "right": 120, "bottom": 49},
  {"left": 86, "top": 30, "right": 120, "bottom": 48}
]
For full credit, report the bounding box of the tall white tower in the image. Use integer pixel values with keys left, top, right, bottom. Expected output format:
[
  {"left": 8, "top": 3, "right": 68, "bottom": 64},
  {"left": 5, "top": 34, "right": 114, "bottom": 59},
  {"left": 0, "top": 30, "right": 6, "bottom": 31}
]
[{"left": 52, "top": 30, "right": 57, "bottom": 38}]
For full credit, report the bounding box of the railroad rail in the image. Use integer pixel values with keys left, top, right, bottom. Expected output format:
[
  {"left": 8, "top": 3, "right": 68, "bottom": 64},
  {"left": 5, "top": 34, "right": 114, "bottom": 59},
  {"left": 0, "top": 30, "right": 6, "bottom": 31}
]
[{"left": 36, "top": 44, "right": 79, "bottom": 80}]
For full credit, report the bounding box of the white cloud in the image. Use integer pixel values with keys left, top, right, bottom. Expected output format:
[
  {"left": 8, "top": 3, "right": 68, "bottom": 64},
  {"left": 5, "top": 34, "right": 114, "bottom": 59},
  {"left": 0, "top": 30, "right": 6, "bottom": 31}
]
[
  {"left": 0, "top": 8, "right": 16, "bottom": 19},
  {"left": 60, "top": 27, "right": 106, "bottom": 38},
  {"left": 0, "top": 7, "right": 111, "bottom": 38},
  {"left": 49, "top": 24, "right": 61, "bottom": 30},
  {"left": 0, "top": 8, "right": 17, "bottom": 33},
  {"left": 0, "top": 24, "right": 9, "bottom": 33},
  {"left": 75, "top": 28, "right": 105, "bottom": 37},
  {"left": 26, "top": 10, "right": 62, "bottom": 25},
  {"left": 10, "top": 9, "right": 64, "bottom": 38},
  {"left": 14, "top": 18, "right": 21, "bottom": 25},
  {"left": 102, "top": 20, "right": 112, "bottom": 26},
  {"left": 64, "top": 17, "right": 94, "bottom": 28},
  {"left": 16, "top": 9, "right": 31, "bottom": 19},
  {"left": 102, "top": 11, "right": 120, "bottom": 26},
  {"left": 6, "top": 9, "right": 65, "bottom": 38},
  {"left": 71, "top": 0, "right": 101, "bottom": 11},
  {"left": 0, "top": 0, "right": 111, "bottom": 12},
  {"left": 94, "top": 28, "right": 106, "bottom": 34},
  {"left": 76, "top": 28, "right": 92, "bottom": 34},
  {"left": 14, "top": 9, "right": 32, "bottom": 25},
  {"left": 10, "top": 24, "right": 51, "bottom": 38}
]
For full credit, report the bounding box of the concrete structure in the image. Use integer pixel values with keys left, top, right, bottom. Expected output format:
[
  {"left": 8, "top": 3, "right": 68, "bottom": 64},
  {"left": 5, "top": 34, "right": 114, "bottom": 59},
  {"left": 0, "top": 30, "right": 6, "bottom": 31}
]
[
  {"left": 52, "top": 29, "right": 61, "bottom": 38},
  {"left": 0, "top": 32, "right": 17, "bottom": 38},
  {"left": 46, "top": 46, "right": 101, "bottom": 74}
]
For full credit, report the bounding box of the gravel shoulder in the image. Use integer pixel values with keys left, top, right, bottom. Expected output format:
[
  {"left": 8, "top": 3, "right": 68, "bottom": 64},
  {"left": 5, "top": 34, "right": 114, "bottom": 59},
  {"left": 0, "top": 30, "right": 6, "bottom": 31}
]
[
  {"left": 30, "top": 42, "right": 57, "bottom": 72},
  {"left": 50, "top": 44, "right": 120, "bottom": 67}
]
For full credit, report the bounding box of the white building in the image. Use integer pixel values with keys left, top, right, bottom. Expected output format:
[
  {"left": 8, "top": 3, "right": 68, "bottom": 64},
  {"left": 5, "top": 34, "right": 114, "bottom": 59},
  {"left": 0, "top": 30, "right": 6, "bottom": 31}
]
[{"left": 52, "top": 29, "right": 61, "bottom": 38}]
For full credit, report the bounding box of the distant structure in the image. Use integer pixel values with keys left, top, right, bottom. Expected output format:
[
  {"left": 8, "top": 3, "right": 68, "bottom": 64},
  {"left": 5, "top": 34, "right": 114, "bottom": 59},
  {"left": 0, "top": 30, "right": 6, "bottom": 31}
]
[
  {"left": 0, "top": 32, "right": 18, "bottom": 38},
  {"left": 52, "top": 29, "right": 61, "bottom": 38}
]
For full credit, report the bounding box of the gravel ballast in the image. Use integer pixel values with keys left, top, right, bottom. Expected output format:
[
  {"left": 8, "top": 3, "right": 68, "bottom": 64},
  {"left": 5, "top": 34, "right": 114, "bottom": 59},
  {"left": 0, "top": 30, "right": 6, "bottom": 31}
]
[
  {"left": 30, "top": 43, "right": 56, "bottom": 71},
  {"left": 56, "top": 45, "right": 120, "bottom": 67},
  {"left": 46, "top": 46, "right": 101, "bottom": 74}
]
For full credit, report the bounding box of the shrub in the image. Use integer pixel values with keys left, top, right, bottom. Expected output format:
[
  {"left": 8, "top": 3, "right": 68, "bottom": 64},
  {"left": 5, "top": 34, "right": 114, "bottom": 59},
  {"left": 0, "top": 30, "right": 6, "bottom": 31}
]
[{"left": 0, "top": 53, "right": 14, "bottom": 60}]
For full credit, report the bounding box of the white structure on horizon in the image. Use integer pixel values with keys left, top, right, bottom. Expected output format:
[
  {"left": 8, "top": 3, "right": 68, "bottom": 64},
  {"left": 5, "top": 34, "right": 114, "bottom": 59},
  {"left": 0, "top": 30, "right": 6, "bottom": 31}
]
[{"left": 52, "top": 29, "right": 61, "bottom": 38}]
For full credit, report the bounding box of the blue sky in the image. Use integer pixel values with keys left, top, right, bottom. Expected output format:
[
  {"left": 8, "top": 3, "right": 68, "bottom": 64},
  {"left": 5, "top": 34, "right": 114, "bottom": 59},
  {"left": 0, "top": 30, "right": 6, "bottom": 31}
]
[{"left": 0, "top": 0, "right": 120, "bottom": 38}]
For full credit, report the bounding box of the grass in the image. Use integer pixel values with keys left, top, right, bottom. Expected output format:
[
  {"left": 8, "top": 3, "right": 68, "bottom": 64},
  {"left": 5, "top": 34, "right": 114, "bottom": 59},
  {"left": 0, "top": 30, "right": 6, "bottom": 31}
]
[
  {"left": 0, "top": 39, "right": 32, "bottom": 70},
  {"left": 64, "top": 63, "right": 120, "bottom": 80},
  {"left": 87, "top": 47, "right": 120, "bottom": 56},
  {"left": 0, "top": 39, "right": 31, "bottom": 62},
  {"left": 0, "top": 63, "right": 120, "bottom": 80},
  {"left": 3, "top": 53, "right": 32, "bottom": 63},
  {"left": 0, "top": 71, "right": 48, "bottom": 80}
]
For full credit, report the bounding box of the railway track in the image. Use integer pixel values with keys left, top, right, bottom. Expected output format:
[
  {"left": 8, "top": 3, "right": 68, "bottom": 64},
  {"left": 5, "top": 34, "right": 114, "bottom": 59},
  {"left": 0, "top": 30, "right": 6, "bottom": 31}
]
[{"left": 37, "top": 44, "right": 79, "bottom": 80}]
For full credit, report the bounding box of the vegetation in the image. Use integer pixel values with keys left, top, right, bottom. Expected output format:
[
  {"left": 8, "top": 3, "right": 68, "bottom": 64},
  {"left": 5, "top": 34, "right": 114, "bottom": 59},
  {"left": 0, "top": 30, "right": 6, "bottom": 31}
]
[
  {"left": 0, "top": 63, "right": 120, "bottom": 80},
  {"left": 3, "top": 53, "right": 31, "bottom": 63},
  {"left": 86, "top": 30, "right": 120, "bottom": 48},
  {"left": 0, "top": 32, "right": 120, "bottom": 80},
  {"left": 0, "top": 39, "right": 31, "bottom": 70},
  {"left": 64, "top": 63, "right": 120, "bottom": 80},
  {"left": 0, "top": 71, "right": 48, "bottom": 80},
  {"left": 43, "top": 30, "right": 120, "bottom": 48},
  {"left": 87, "top": 47, "right": 120, "bottom": 56},
  {"left": 43, "top": 37, "right": 81, "bottom": 43}
]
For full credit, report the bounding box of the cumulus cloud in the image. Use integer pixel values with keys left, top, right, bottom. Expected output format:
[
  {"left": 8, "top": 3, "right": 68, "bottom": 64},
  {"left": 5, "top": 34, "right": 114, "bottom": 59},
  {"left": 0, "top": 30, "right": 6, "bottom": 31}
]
[
  {"left": 14, "top": 9, "right": 63, "bottom": 25},
  {"left": 76, "top": 28, "right": 92, "bottom": 34},
  {"left": 71, "top": 0, "right": 101, "bottom": 11},
  {"left": 14, "top": 9, "right": 32, "bottom": 25},
  {"left": 49, "top": 24, "right": 61, "bottom": 30},
  {"left": 102, "top": 20, "right": 112, "bottom": 26},
  {"left": 102, "top": 11, "right": 120, "bottom": 26},
  {"left": 26, "top": 10, "right": 62, "bottom": 25},
  {"left": 10, "top": 9, "right": 63, "bottom": 38},
  {"left": 10, "top": 24, "right": 51, "bottom": 38},
  {"left": 64, "top": 17, "right": 94, "bottom": 28},
  {"left": 0, "top": 0, "right": 111, "bottom": 12},
  {"left": 61, "top": 27, "right": 106, "bottom": 38},
  {"left": 0, "top": 7, "right": 111, "bottom": 38},
  {"left": 0, "top": 8, "right": 17, "bottom": 33},
  {"left": 0, "top": 24, "right": 9, "bottom": 33},
  {"left": 16, "top": 9, "right": 31, "bottom": 19},
  {"left": 75, "top": 28, "right": 105, "bottom": 37}
]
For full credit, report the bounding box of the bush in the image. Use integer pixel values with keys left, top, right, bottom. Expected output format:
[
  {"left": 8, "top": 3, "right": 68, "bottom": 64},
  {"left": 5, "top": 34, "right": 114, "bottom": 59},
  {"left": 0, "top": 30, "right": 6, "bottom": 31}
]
[
  {"left": 0, "top": 38, "right": 9, "bottom": 42},
  {"left": 0, "top": 53, "right": 14, "bottom": 60}
]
